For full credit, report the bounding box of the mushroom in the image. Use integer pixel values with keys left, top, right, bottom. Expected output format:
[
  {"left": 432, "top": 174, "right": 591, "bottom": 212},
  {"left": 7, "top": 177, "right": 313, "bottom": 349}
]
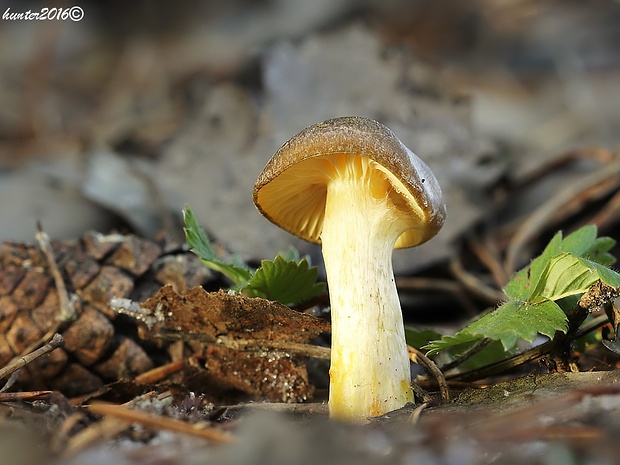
[{"left": 253, "top": 116, "right": 446, "bottom": 421}]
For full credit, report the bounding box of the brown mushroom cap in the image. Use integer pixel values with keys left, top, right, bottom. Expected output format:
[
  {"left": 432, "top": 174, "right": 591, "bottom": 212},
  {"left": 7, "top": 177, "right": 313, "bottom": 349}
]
[{"left": 253, "top": 116, "right": 446, "bottom": 249}]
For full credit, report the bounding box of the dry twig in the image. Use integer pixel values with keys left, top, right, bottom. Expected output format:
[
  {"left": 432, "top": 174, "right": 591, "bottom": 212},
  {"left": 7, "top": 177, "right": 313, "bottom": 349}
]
[
  {"left": 449, "top": 255, "right": 506, "bottom": 304},
  {"left": 87, "top": 402, "right": 235, "bottom": 443},
  {"left": 216, "top": 336, "right": 331, "bottom": 360},
  {"left": 35, "top": 222, "right": 77, "bottom": 323},
  {"left": 408, "top": 345, "right": 451, "bottom": 403},
  {"left": 0, "top": 391, "right": 53, "bottom": 402},
  {"left": 0, "top": 333, "right": 64, "bottom": 391}
]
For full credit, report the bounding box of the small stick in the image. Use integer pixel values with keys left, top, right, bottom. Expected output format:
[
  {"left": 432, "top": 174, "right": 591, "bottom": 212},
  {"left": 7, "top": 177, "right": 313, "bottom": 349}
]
[
  {"left": 468, "top": 234, "right": 509, "bottom": 289},
  {"left": 396, "top": 277, "right": 464, "bottom": 294},
  {"left": 0, "top": 333, "right": 64, "bottom": 384},
  {"left": 112, "top": 299, "right": 332, "bottom": 359},
  {"left": 223, "top": 401, "right": 328, "bottom": 415},
  {"left": 35, "top": 222, "right": 76, "bottom": 322},
  {"left": 449, "top": 256, "right": 505, "bottom": 304},
  {"left": 586, "top": 188, "right": 620, "bottom": 230},
  {"left": 135, "top": 359, "right": 186, "bottom": 384},
  {"left": 216, "top": 336, "right": 332, "bottom": 360},
  {"left": 69, "top": 360, "right": 187, "bottom": 406},
  {"left": 395, "top": 276, "right": 480, "bottom": 317},
  {"left": 407, "top": 345, "right": 450, "bottom": 403},
  {"left": 15, "top": 224, "right": 78, "bottom": 362},
  {"left": 513, "top": 147, "right": 613, "bottom": 188},
  {"left": 69, "top": 386, "right": 110, "bottom": 406},
  {"left": 0, "top": 391, "right": 53, "bottom": 402},
  {"left": 63, "top": 412, "right": 133, "bottom": 456},
  {"left": 408, "top": 402, "right": 428, "bottom": 425},
  {"left": 87, "top": 403, "right": 235, "bottom": 443}
]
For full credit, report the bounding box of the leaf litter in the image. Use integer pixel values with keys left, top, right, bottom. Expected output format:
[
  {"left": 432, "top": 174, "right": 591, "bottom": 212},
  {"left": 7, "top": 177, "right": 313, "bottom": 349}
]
[{"left": 1, "top": 1, "right": 620, "bottom": 464}]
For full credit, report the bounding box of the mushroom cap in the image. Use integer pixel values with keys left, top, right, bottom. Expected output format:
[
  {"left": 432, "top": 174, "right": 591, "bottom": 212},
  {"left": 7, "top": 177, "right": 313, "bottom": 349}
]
[{"left": 253, "top": 116, "right": 446, "bottom": 249}]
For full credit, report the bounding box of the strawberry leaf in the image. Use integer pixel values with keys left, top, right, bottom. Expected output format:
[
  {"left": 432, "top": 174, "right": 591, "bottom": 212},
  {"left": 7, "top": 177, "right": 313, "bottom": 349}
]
[
  {"left": 244, "top": 255, "right": 325, "bottom": 305},
  {"left": 184, "top": 205, "right": 324, "bottom": 305},
  {"left": 183, "top": 205, "right": 253, "bottom": 286},
  {"left": 425, "top": 225, "right": 620, "bottom": 356}
]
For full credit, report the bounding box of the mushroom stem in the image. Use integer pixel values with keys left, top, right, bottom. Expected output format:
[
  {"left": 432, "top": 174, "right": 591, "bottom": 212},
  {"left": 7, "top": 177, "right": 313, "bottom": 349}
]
[{"left": 321, "top": 160, "right": 413, "bottom": 421}]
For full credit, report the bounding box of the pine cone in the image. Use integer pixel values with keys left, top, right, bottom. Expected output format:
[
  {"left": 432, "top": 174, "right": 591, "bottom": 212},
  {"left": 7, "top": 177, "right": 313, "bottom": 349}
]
[{"left": 0, "top": 231, "right": 212, "bottom": 397}]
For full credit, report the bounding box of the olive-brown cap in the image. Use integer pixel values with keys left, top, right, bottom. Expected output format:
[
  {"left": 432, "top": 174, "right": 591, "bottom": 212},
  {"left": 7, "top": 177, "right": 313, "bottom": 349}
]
[{"left": 253, "top": 116, "right": 446, "bottom": 249}]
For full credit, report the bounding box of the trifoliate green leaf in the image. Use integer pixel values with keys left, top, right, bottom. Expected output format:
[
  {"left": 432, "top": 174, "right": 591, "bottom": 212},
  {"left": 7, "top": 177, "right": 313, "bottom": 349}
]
[
  {"left": 244, "top": 255, "right": 325, "bottom": 305},
  {"left": 425, "top": 225, "right": 620, "bottom": 356},
  {"left": 183, "top": 205, "right": 253, "bottom": 286}
]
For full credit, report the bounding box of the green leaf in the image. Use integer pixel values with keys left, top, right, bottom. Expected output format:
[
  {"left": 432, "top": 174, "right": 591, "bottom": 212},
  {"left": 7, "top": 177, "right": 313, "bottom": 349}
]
[
  {"left": 559, "top": 225, "right": 616, "bottom": 267},
  {"left": 450, "top": 339, "right": 514, "bottom": 372},
  {"left": 183, "top": 205, "right": 253, "bottom": 285},
  {"left": 276, "top": 246, "right": 303, "bottom": 263},
  {"left": 407, "top": 327, "right": 510, "bottom": 371},
  {"left": 404, "top": 327, "right": 443, "bottom": 350},
  {"left": 584, "top": 236, "right": 616, "bottom": 267},
  {"left": 504, "top": 225, "right": 615, "bottom": 300},
  {"left": 560, "top": 224, "right": 597, "bottom": 257},
  {"left": 539, "top": 253, "right": 620, "bottom": 301},
  {"left": 424, "top": 299, "right": 568, "bottom": 354},
  {"left": 424, "top": 331, "right": 485, "bottom": 356},
  {"left": 504, "top": 230, "right": 562, "bottom": 301},
  {"left": 426, "top": 225, "right": 620, "bottom": 356},
  {"left": 183, "top": 205, "right": 325, "bottom": 306},
  {"left": 244, "top": 255, "right": 325, "bottom": 305},
  {"left": 472, "top": 299, "right": 568, "bottom": 349}
]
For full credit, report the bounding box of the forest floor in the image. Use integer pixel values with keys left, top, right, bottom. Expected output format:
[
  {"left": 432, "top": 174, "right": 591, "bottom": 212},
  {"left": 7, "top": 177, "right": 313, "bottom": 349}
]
[{"left": 1, "top": 1, "right": 620, "bottom": 464}]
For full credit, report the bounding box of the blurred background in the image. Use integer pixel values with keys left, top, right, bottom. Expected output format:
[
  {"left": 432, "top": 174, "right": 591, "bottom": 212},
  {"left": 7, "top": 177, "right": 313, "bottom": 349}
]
[{"left": 1, "top": 0, "right": 619, "bottom": 282}]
